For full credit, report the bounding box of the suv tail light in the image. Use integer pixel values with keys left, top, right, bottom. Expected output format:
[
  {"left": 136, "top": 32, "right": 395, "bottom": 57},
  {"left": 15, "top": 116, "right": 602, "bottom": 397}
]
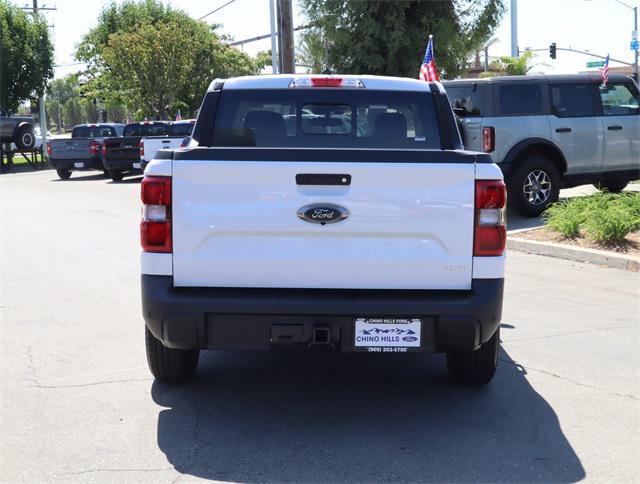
[
  {"left": 46, "top": 142, "right": 51, "bottom": 156},
  {"left": 482, "top": 127, "right": 495, "bottom": 153},
  {"left": 101, "top": 143, "right": 106, "bottom": 157},
  {"left": 474, "top": 180, "right": 506, "bottom": 257},
  {"left": 89, "top": 140, "right": 99, "bottom": 155},
  {"left": 139, "top": 139, "right": 145, "bottom": 158},
  {"left": 141, "top": 176, "right": 172, "bottom": 253}
]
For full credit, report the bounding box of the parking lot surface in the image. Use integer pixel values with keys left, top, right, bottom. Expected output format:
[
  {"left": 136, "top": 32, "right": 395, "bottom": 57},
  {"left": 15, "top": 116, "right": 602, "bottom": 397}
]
[{"left": 1, "top": 170, "right": 639, "bottom": 482}]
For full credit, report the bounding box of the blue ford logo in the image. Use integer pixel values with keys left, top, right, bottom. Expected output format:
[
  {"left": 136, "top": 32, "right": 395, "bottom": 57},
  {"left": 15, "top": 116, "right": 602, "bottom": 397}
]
[
  {"left": 298, "top": 204, "right": 349, "bottom": 225},
  {"left": 402, "top": 336, "right": 418, "bottom": 342}
]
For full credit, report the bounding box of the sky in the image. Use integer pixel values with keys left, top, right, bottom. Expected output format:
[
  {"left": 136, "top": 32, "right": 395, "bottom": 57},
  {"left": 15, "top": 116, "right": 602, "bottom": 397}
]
[{"left": 16, "top": 0, "right": 640, "bottom": 79}]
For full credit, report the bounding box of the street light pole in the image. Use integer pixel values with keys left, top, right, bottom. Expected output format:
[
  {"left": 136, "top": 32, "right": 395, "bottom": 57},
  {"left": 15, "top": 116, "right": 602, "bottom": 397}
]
[
  {"left": 634, "top": 6, "right": 638, "bottom": 82},
  {"left": 33, "top": 0, "right": 47, "bottom": 154},
  {"left": 510, "top": 0, "right": 518, "bottom": 57}
]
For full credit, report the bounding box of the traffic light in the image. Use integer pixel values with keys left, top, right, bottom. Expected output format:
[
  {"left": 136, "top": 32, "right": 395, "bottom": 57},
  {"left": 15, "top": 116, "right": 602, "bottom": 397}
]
[{"left": 549, "top": 43, "right": 557, "bottom": 59}]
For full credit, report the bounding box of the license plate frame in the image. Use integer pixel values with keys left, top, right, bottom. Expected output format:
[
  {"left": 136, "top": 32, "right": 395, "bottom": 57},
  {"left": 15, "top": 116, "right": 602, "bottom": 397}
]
[
  {"left": 73, "top": 162, "right": 84, "bottom": 168},
  {"left": 353, "top": 318, "right": 422, "bottom": 352}
]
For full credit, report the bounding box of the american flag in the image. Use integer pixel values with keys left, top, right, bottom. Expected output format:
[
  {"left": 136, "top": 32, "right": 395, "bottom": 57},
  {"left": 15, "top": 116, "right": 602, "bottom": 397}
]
[
  {"left": 601, "top": 54, "right": 609, "bottom": 85},
  {"left": 175, "top": 110, "right": 182, "bottom": 121},
  {"left": 419, "top": 35, "right": 439, "bottom": 82}
]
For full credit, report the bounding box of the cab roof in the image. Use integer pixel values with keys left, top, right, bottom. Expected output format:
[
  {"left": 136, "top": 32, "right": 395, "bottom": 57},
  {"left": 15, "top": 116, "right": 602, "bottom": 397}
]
[
  {"left": 442, "top": 73, "right": 634, "bottom": 84},
  {"left": 208, "top": 74, "right": 445, "bottom": 93}
]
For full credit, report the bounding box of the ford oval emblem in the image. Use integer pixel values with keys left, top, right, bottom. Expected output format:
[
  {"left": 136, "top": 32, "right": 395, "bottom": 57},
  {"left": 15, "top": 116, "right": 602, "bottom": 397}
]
[{"left": 297, "top": 203, "right": 349, "bottom": 224}]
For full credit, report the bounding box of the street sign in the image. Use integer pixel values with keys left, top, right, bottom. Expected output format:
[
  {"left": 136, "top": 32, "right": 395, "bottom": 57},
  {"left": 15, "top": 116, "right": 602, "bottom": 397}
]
[
  {"left": 586, "top": 60, "right": 606, "bottom": 68},
  {"left": 631, "top": 40, "right": 639, "bottom": 51},
  {"left": 632, "top": 30, "right": 638, "bottom": 41}
]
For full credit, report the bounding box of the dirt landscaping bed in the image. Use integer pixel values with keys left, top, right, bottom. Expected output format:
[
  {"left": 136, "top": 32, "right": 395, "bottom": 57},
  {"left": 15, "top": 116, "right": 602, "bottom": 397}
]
[{"left": 512, "top": 227, "right": 640, "bottom": 256}]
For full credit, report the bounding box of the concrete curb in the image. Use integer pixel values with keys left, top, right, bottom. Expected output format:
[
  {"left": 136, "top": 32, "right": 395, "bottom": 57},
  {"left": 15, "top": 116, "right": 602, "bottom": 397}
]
[{"left": 508, "top": 237, "right": 640, "bottom": 272}]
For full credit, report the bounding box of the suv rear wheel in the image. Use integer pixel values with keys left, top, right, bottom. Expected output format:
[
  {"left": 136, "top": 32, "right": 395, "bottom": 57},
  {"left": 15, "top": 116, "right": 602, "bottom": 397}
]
[
  {"left": 446, "top": 327, "right": 500, "bottom": 386},
  {"left": 15, "top": 126, "right": 35, "bottom": 151},
  {"left": 507, "top": 156, "right": 560, "bottom": 217},
  {"left": 145, "top": 327, "right": 199, "bottom": 383},
  {"left": 594, "top": 179, "right": 628, "bottom": 193}
]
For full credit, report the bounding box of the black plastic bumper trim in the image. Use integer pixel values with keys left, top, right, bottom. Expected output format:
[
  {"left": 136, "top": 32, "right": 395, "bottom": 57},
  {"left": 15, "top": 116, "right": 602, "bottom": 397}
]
[{"left": 142, "top": 275, "right": 504, "bottom": 352}]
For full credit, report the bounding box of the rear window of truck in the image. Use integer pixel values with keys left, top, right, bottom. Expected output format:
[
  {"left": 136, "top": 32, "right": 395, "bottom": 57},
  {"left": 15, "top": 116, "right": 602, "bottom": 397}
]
[
  {"left": 211, "top": 90, "right": 440, "bottom": 149},
  {"left": 170, "top": 122, "right": 194, "bottom": 136},
  {"left": 72, "top": 126, "right": 116, "bottom": 138},
  {"left": 123, "top": 123, "right": 170, "bottom": 137}
]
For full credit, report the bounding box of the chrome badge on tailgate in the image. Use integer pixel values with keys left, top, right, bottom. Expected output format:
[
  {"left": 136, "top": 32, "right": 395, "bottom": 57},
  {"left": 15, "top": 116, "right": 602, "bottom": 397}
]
[{"left": 297, "top": 204, "right": 349, "bottom": 225}]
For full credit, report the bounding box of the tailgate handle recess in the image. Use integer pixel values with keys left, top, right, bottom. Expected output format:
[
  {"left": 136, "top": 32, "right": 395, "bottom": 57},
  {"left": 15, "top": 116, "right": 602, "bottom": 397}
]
[{"left": 296, "top": 174, "right": 351, "bottom": 186}]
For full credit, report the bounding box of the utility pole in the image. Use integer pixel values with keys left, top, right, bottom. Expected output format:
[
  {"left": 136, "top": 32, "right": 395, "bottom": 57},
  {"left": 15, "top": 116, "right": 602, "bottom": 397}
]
[
  {"left": 33, "top": 0, "right": 48, "bottom": 154},
  {"left": 634, "top": 5, "right": 638, "bottom": 82},
  {"left": 510, "top": 0, "right": 518, "bottom": 57},
  {"left": 276, "top": 0, "right": 295, "bottom": 73},
  {"left": 269, "top": 0, "right": 279, "bottom": 74}
]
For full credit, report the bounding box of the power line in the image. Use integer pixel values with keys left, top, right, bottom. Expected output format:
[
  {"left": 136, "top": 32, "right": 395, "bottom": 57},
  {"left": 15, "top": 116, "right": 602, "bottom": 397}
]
[{"left": 198, "top": 0, "right": 239, "bottom": 20}]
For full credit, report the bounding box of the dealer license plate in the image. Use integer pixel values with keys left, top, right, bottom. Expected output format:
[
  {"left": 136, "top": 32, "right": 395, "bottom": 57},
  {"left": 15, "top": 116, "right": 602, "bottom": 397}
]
[
  {"left": 74, "top": 162, "right": 84, "bottom": 168},
  {"left": 354, "top": 318, "right": 422, "bottom": 352},
  {"left": 133, "top": 162, "right": 141, "bottom": 169}
]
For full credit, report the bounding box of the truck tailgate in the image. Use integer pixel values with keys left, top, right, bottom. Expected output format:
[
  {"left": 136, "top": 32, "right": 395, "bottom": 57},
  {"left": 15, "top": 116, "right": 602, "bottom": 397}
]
[
  {"left": 172, "top": 157, "right": 475, "bottom": 290},
  {"left": 104, "top": 137, "right": 140, "bottom": 161},
  {"left": 49, "top": 138, "right": 92, "bottom": 160}
]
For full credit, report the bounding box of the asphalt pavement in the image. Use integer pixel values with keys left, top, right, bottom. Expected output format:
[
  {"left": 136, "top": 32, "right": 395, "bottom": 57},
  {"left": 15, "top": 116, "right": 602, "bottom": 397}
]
[{"left": 1, "top": 170, "right": 638, "bottom": 482}]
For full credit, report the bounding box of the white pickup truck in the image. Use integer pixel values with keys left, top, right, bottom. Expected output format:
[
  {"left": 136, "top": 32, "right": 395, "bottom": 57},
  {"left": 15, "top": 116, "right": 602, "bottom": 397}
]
[
  {"left": 141, "top": 75, "right": 506, "bottom": 386},
  {"left": 139, "top": 120, "right": 195, "bottom": 171}
]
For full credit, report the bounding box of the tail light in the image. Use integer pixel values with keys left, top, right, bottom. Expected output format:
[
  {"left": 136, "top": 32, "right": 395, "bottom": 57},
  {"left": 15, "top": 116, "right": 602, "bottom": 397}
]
[
  {"left": 482, "top": 127, "right": 495, "bottom": 153},
  {"left": 289, "top": 77, "right": 365, "bottom": 88},
  {"left": 89, "top": 140, "right": 99, "bottom": 155},
  {"left": 46, "top": 142, "right": 51, "bottom": 156},
  {"left": 140, "top": 176, "right": 171, "bottom": 253},
  {"left": 139, "top": 139, "right": 145, "bottom": 158},
  {"left": 474, "top": 180, "right": 506, "bottom": 257},
  {"left": 101, "top": 143, "right": 106, "bottom": 157}
]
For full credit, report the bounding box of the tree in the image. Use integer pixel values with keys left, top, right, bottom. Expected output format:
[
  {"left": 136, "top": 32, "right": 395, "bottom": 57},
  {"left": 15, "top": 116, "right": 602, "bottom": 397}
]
[
  {"left": 63, "top": 98, "right": 84, "bottom": 126},
  {"left": 76, "top": 0, "right": 262, "bottom": 118},
  {"left": 493, "top": 51, "right": 543, "bottom": 75},
  {"left": 297, "top": 30, "right": 326, "bottom": 74},
  {"left": 46, "top": 75, "right": 81, "bottom": 131},
  {"left": 0, "top": 1, "right": 54, "bottom": 112},
  {"left": 300, "top": 0, "right": 505, "bottom": 79}
]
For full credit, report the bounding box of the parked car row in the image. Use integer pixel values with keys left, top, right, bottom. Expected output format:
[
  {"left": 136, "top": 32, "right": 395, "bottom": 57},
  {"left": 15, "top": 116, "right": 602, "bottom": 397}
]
[{"left": 47, "top": 120, "right": 195, "bottom": 181}]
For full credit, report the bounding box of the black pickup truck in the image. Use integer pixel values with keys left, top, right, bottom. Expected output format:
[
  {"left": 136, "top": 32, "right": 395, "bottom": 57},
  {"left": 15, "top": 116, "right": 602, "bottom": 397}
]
[
  {"left": 102, "top": 121, "right": 170, "bottom": 181},
  {"left": 48, "top": 123, "right": 124, "bottom": 179}
]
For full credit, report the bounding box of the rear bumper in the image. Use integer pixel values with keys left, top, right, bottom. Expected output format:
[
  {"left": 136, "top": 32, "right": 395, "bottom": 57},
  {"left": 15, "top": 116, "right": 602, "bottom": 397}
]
[
  {"left": 49, "top": 157, "right": 102, "bottom": 170},
  {"left": 142, "top": 275, "right": 504, "bottom": 352},
  {"left": 102, "top": 159, "right": 142, "bottom": 171}
]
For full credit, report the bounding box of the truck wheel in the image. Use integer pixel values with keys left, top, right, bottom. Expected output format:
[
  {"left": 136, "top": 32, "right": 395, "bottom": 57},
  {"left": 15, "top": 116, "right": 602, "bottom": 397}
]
[
  {"left": 594, "top": 179, "right": 628, "bottom": 193},
  {"left": 145, "top": 327, "right": 199, "bottom": 383},
  {"left": 15, "top": 126, "right": 35, "bottom": 151},
  {"left": 109, "top": 169, "right": 124, "bottom": 182},
  {"left": 507, "top": 156, "right": 560, "bottom": 217},
  {"left": 446, "top": 327, "right": 499, "bottom": 386},
  {"left": 56, "top": 168, "right": 71, "bottom": 180}
]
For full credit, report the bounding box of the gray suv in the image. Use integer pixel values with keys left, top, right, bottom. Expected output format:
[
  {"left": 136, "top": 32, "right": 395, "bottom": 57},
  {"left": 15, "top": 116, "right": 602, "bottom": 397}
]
[{"left": 444, "top": 73, "right": 640, "bottom": 216}]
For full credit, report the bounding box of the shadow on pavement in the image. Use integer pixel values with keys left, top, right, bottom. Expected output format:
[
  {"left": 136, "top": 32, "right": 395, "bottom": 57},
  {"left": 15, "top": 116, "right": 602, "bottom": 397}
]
[
  {"left": 107, "top": 175, "right": 143, "bottom": 184},
  {"left": 50, "top": 173, "right": 107, "bottom": 182},
  {"left": 152, "top": 347, "right": 585, "bottom": 482}
]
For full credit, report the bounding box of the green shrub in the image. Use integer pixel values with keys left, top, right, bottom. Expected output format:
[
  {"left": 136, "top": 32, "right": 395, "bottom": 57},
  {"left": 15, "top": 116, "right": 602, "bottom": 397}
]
[
  {"left": 585, "top": 205, "right": 639, "bottom": 244},
  {"left": 543, "top": 192, "right": 640, "bottom": 243},
  {"left": 543, "top": 200, "right": 585, "bottom": 238}
]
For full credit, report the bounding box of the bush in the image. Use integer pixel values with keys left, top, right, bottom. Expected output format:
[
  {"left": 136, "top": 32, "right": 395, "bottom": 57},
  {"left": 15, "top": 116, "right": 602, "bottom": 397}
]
[
  {"left": 542, "top": 192, "right": 640, "bottom": 244},
  {"left": 585, "top": 205, "right": 639, "bottom": 244},
  {"left": 543, "top": 200, "right": 585, "bottom": 238}
]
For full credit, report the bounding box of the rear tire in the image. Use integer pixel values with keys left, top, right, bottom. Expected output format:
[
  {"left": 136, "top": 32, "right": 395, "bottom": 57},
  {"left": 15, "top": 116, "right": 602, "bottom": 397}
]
[
  {"left": 594, "top": 179, "right": 628, "bottom": 193},
  {"left": 507, "top": 156, "right": 560, "bottom": 217},
  {"left": 109, "top": 169, "right": 124, "bottom": 182},
  {"left": 447, "top": 328, "right": 500, "bottom": 386},
  {"left": 15, "top": 126, "right": 35, "bottom": 151},
  {"left": 56, "top": 168, "right": 71, "bottom": 180},
  {"left": 145, "top": 326, "right": 199, "bottom": 383}
]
